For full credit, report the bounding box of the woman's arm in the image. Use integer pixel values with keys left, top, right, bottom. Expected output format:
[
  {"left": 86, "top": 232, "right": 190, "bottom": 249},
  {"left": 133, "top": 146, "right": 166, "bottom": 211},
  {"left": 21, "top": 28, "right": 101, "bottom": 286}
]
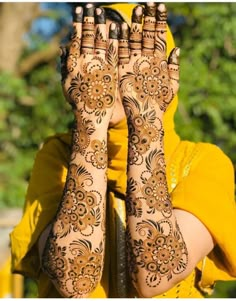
[
  {"left": 119, "top": 3, "right": 214, "bottom": 297},
  {"left": 40, "top": 5, "right": 119, "bottom": 297}
]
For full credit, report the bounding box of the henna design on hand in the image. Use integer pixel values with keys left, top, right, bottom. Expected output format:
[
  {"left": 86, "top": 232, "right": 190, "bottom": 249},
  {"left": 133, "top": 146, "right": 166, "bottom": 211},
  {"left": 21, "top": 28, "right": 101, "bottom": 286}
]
[
  {"left": 85, "top": 139, "right": 107, "bottom": 169},
  {"left": 130, "top": 5, "right": 143, "bottom": 56},
  {"left": 142, "top": 3, "right": 156, "bottom": 56},
  {"left": 140, "top": 149, "right": 171, "bottom": 217},
  {"left": 119, "top": 4, "right": 188, "bottom": 293},
  {"left": 67, "top": 60, "right": 116, "bottom": 124},
  {"left": 119, "top": 23, "right": 130, "bottom": 65},
  {"left": 43, "top": 239, "right": 103, "bottom": 297},
  {"left": 81, "top": 4, "right": 95, "bottom": 54},
  {"left": 94, "top": 8, "right": 107, "bottom": 55},
  {"left": 67, "top": 7, "right": 83, "bottom": 74},
  {"left": 119, "top": 3, "right": 180, "bottom": 123},
  {"left": 53, "top": 163, "right": 102, "bottom": 238},
  {"left": 43, "top": 5, "right": 119, "bottom": 297},
  {"left": 127, "top": 219, "right": 188, "bottom": 288},
  {"left": 66, "top": 239, "right": 103, "bottom": 296},
  {"left": 155, "top": 4, "right": 167, "bottom": 57},
  {"left": 61, "top": 6, "right": 119, "bottom": 126}
]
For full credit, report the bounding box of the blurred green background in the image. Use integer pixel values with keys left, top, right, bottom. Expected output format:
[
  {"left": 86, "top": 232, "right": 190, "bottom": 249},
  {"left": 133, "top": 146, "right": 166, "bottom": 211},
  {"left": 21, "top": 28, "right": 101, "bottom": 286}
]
[{"left": 0, "top": 2, "right": 235, "bottom": 298}]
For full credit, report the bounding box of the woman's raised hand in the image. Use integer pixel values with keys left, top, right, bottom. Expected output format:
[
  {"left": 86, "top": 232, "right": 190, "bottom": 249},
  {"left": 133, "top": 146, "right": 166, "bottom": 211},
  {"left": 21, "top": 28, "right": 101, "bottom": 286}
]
[
  {"left": 61, "top": 4, "right": 119, "bottom": 127},
  {"left": 118, "top": 3, "right": 180, "bottom": 119}
]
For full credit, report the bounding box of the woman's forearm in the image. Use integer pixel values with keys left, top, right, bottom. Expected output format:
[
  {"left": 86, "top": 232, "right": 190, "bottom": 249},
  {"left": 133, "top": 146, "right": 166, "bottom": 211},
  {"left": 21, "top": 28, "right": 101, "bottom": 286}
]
[
  {"left": 41, "top": 4, "right": 119, "bottom": 297},
  {"left": 42, "top": 123, "right": 108, "bottom": 298},
  {"left": 126, "top": 115, "right": 188, "bottom": 297}
]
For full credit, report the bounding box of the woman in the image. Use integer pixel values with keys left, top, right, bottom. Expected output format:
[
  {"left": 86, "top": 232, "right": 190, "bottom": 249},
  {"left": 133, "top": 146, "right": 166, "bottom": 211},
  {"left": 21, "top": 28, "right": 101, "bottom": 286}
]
[{"left": 10, "top": 2, "right": 236, "bottom": 298}]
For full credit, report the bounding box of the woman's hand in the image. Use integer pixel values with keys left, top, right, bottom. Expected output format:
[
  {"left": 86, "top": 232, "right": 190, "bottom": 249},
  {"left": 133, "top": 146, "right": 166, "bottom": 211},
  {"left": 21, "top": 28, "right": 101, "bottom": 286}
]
[
  {"left": 119, "top": 3, "right": 180, "bottom": 120},
  {"left": 61, "top": 4, "right": 119, "bottom": 127}
]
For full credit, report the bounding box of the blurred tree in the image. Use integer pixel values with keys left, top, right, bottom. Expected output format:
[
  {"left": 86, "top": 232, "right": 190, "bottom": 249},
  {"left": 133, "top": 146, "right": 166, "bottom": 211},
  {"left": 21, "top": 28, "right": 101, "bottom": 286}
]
[{"left": 0, "top": 3, "right": 39, "bottom": 73}]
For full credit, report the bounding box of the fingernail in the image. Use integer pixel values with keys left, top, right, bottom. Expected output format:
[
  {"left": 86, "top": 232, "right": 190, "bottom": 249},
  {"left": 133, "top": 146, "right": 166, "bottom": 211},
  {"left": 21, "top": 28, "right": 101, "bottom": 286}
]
[
  {"left": 132, "top": 5, "right": 144, "bottom": 24},
  {"left": 145, "top": 2, "right": 156, "bottom": 17},
  {"left": 73, "top": 6, "right": 83, "bottom": 22},
  {"left": 85, "top": 3, "right": 94, "bottom": 17},
  {"left": 120, "top": 22, "right": 129, "bottom": 39},
  {"left": 168, "top": 47, "right": 180, "bottom": 64},
  {"left": 176, "top": 47, "right": 180, "bottom": 57},
  {"left": 158, "top": 3, "right": 166, "bottom": 13},
  {"left": 95, "top": 7, "right": 106, "bottom": 24},
  {"left": 157, "top": 3, "right": 167, "bottom": 21},
  {"left": 109, "top": 23, "right": 119, "bottom": 39}
]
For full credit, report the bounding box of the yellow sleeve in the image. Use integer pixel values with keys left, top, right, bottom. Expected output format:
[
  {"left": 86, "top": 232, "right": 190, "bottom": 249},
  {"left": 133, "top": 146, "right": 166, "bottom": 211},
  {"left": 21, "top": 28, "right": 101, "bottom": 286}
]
[
  {"left": 171, "top": 143, "right": 236, "bottom": 291},
  {"left": 10, "top": 133, "right": 71, "bottom": 279}
]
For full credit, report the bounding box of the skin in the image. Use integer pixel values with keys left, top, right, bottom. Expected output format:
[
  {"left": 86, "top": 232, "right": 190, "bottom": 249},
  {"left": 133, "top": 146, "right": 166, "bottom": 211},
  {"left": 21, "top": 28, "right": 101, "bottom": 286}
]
[{"left": 39, "top": 2, "right": 214, "bottom": 298}]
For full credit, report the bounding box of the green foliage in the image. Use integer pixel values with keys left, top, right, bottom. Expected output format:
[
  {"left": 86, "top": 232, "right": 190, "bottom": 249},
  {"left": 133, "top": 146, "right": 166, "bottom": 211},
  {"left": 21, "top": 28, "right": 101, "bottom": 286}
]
[
  {"left": 209, "top": 280, "right": 236, "bottom": 298},
  {"left": 0, "top": 65, "right": 73, "bottom": 208},
  {"left": 168, "top": 3, "right": 236, "bottom": 164}
]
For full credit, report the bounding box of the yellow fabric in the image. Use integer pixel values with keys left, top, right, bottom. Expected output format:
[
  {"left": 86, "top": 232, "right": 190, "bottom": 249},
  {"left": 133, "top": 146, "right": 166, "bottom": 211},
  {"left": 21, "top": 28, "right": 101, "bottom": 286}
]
[
  {"left": 0, "top": 257, "right": 11, "bottom": 298},
  {"left": 10, "top": 3, "right": 236, "bottom": 299}
]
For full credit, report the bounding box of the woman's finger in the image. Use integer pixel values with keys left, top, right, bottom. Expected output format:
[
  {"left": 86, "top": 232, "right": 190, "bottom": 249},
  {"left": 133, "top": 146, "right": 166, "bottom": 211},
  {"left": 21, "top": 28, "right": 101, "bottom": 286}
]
[
  {"left": 71, "top": 6, "right": 83, "bottom": 50},
  {"left": 154, "top": 3, "right": 167, "bottom": 58},
  {"left": 142, "top": 2, "right": 156, "bottom": 56},
  {"left": 130, "top": 5, "right": 143, "bottom": 58},
  {"left": 168, "top": 47, "right": 180, "bottom": 95},
  {"left": 81, "top": 3, "right": 95, "bottom": 55},
  {"left": 67, "top": 6, "right": 83, "bottom": 73},
  {"left": 119, "top": 22, "right": 130, "bottom": 65},
  {"left": 94, "top": 7, "right": 107, "bottom": 57},
  {"left": 107, "top": 23, "right": 119, "bottom": 68}
]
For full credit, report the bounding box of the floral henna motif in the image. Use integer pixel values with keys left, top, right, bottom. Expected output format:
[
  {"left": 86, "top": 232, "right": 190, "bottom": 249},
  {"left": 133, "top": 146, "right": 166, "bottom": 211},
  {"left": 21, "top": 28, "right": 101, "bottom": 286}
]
[
  {"left": 120, "top": 56, "right": 174, "bottom": 113},
  {"left": 66, "top": 239, "right": 103, "bottom": 296},
  {"left": 140, "top": 149, "right": 172, "bottom": 217},
  {"left": 72, "top": 110, "right": 95, "bottom": 158},
  {"left": 43, "top": 242, "right": 68, "bottom": 283},
  {"left": 86, "top": 139, "right": 107, "bottom": 169},
  {"left": 127, "top": 149, "right": 172, "bottom": 218},
  {"left": 54, "top": 164, "right": 102, "bottom": 237},
  {"left": 128, "top": 219, "right": 188, "bottom": 288},
  {"left": 123, "top": 96, "right": 162, "bottom": 164},
  {"left": 43, "top": 239, "right": 103, "bottom": 297},
  {"left": 68, "top": 58, "right": 116, "bottom": 124}
]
